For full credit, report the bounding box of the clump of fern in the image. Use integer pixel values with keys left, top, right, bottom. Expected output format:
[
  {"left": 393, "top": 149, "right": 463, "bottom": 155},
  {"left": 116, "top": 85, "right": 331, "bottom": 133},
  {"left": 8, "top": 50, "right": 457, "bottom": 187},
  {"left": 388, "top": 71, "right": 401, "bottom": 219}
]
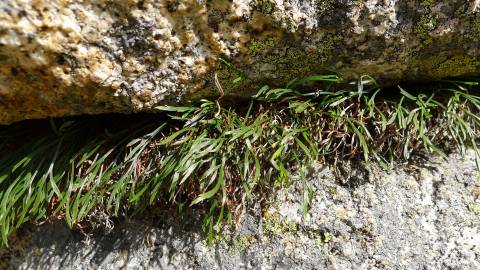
[{"left": 0, "top": 75, "right": 478, "bottom": 245}]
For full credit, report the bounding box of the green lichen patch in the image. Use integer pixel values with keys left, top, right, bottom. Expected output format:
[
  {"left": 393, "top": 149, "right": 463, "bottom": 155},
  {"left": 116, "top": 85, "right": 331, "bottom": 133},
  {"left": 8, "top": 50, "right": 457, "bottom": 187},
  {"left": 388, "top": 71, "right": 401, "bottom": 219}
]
[
  {"left": 252, "top": 0, "right": 277, "bottom": 15},
  {"left": 231, "top": 235, "right": 256, "bottom": 252},
  {"left": 454, "top": 3, "right": 468, "bottom": 17},
  {"left": 412, "top": 14, "right": 437, "bottom": 51},
  {"left": 214, "top": 33, "right": 341, "bottom": 94},
  {"left": 411, "top": 0, "right": 440, "bottom": 53},
  {"left": 248, "top": 37, "right": 277, "bottom": 57},
  {"left": 317, "top": 0, "right": 335, "bottom": 15},
  {"left": 421, "top": 0, "right": 436, "bottom": 8},
  {"left": 415, "top": 14, "right": 438, "bottom": 35},
  {"left": 469, "top": 202, "right": 480, "bottom": 215},
  {"left": 262, "top": 212, "right": 299, "bottom": 235},
  {"left": 464, "top": 11, "right": 480, "bottom": 41},
  {"left": 413, "top": 54, "right": 480, "bottom": 79},
  {"left": 315, "top": 232, "right": 334, "bottom": 247},
  {"left": 254, "top": 34, "right": 342, "bottom": 85},
  {"left": 214, "top": 61, "right": 248, "bottom": 96}
]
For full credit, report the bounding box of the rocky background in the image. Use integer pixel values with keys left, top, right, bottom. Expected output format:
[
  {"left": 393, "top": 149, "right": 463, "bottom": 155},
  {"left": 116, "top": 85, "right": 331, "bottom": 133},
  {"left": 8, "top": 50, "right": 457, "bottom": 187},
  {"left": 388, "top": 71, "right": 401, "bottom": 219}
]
[
  {"left": 1, "top": 0, "right": 479, "bottom": 124},
  {"left": 1, "top": 151, "right": 479, "bottom": 269},
  {"left": 1, "top": 1, "right": 480, "bottom": 268}
]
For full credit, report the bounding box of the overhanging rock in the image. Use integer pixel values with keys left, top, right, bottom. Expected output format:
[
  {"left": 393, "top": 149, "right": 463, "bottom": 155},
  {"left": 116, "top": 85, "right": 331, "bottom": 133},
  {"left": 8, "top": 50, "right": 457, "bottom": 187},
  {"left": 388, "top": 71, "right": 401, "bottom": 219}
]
[{"left": 0, "top": 0, "right": 479, "bottom": 124}]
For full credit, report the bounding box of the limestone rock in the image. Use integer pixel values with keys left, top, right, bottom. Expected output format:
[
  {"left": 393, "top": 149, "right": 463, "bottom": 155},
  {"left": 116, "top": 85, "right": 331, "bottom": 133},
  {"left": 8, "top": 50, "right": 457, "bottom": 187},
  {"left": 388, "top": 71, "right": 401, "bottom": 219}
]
[{"left": 0, "top": 0, "right": 479, "bottom": 124}]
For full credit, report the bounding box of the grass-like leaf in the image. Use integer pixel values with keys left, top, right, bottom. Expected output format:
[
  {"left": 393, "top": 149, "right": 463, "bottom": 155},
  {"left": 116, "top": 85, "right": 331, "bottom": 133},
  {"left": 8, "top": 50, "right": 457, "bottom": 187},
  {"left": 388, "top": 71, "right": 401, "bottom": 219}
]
[{"left": 0, "top": 76, "right": 479, "bottom": 245}]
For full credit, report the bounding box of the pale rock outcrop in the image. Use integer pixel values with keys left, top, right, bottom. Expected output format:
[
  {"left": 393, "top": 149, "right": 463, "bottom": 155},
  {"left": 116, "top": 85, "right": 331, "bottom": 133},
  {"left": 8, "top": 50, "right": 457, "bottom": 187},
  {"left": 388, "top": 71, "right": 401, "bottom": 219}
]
[{"left": 0, "top": 0, "right": 479, "bottom": 124}]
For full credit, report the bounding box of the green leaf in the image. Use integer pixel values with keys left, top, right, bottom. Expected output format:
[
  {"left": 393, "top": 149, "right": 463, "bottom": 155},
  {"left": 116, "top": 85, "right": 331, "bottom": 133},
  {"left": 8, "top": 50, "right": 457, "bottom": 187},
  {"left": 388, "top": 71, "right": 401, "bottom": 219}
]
[{"left": 155, "top": 105, "right": 195, "bottom": 112}]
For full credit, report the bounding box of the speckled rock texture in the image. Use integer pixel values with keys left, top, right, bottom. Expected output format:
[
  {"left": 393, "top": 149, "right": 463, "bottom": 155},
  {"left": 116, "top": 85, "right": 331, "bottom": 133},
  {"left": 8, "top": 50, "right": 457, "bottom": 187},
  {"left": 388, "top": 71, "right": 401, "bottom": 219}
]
[
  {"left": 1, "top": 0, "right": 479, "bottom": 124},
  {"left": 1, "top": 151, "right": 480, "bottom": 269}
]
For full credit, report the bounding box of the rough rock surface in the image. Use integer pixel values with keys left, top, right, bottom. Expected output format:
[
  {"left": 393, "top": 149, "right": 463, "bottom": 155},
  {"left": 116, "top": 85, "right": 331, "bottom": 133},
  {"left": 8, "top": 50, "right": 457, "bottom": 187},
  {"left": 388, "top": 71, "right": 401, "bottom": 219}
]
[
  {"left": 1, "top": 151, "right": 480, "bottom": 269},
  {"left": 1, "top": 0, "right": 479, "bottom": 124}
]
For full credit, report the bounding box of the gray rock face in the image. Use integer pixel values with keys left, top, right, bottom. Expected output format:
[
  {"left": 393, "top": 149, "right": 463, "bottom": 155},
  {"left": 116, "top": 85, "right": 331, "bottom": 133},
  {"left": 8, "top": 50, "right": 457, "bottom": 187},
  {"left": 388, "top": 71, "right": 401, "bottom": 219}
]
[
  {"left": 2, "top": 151, "right": 480, "bottom": 269},
  {"left": 0, "top": 0, "right": 479, "bottom": 124}
]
